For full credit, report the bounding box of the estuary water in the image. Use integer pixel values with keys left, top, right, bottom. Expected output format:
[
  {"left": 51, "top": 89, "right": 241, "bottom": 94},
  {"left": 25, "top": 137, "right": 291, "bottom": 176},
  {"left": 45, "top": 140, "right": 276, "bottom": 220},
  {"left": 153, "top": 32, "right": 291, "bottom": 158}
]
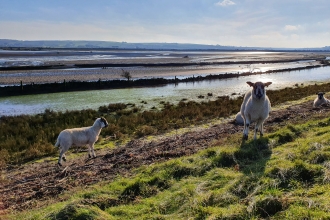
[{"left": 0, "top": 66, "right": 329, "bottom": 116}]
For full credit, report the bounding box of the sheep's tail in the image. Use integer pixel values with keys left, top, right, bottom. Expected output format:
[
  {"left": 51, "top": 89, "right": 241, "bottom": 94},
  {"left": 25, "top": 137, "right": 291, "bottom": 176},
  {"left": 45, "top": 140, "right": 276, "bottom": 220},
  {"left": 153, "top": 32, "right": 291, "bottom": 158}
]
[{"left": 55, "top": 138, "right": 60, "bottom": 148}]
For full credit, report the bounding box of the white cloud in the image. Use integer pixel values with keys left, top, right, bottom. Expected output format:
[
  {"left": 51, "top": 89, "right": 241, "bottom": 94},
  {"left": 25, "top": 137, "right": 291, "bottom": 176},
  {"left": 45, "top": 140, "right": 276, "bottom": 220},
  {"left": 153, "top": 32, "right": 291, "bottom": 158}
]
[
  {"left": 215, "top": 0, "right": 236, "bottom": 7},
  {"left": 284, "top": 25, "right": 300, "bottom": 31},
  {"left": 290, "top": 34, "right": 300, "bottom": 40}
]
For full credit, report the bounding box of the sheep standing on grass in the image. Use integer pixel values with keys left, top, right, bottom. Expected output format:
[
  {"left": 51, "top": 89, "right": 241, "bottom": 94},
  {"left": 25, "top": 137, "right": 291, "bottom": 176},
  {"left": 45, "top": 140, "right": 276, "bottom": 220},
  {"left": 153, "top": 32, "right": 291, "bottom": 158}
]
[
  {"left": 55, "top": 117, "right": 109, "bottom": 166},
  {"left": 240, "top": 81, "right": 272, "bottom": 140},
  {"left": 313, "top": 92, "right": 330, "bottom": 107}
]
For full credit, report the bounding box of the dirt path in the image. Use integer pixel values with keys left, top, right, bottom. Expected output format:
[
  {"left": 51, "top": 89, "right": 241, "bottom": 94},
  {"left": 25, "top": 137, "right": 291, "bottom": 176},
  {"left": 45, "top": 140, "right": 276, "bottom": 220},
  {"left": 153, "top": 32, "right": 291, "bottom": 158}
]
[{"left": 0, "top": 100, "right": 329, "bottom": 213}]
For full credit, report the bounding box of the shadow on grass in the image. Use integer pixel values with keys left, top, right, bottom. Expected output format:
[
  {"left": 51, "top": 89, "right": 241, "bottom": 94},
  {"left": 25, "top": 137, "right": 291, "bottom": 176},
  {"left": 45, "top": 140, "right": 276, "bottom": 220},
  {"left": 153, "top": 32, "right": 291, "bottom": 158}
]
[
  {"left": 213, "top": 134, "right": 272, "bottom": 175},
  {"left": 215, "top": 135, "right": 278, "bottom": 217}
]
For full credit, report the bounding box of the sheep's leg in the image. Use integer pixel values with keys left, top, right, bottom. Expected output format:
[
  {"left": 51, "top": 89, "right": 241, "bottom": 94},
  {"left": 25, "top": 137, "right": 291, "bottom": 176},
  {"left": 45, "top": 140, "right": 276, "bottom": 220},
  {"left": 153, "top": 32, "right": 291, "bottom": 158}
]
[
  {"left": 91, "top": 143, "right": 96, "bottom": 158},
  {"left": 243, "top": 118, "right": 250, "bottom": 140},
  {"left": 253, "top": 120, "right": 265, "bottom": 140},
  {"left": 58, "top": 148, "right": 66, "bottom": 166},
  {"left": 259, "top": 123, "right": 264, "bottom": 137},
  {"left": 254, "top": 121, "right": 260, "bottom": 140},
  {"left": 88, "top": 144, "right": 96, "bottom": 158},
  {"left": 88, "top": 145, "right": 92, "bottom": 158}
]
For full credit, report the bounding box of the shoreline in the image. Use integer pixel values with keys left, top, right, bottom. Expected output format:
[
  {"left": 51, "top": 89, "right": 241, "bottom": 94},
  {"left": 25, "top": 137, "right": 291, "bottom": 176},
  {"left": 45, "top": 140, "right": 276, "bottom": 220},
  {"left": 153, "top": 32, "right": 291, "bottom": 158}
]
[
  {"left": 0, "top": 61, "right": 327, "bottom": 86},
  {"left": 0, "top": 64, "right": 327, "bottom": 98},
  {"left": 0, "top": 50, "right": 329, "bottom": 89}
]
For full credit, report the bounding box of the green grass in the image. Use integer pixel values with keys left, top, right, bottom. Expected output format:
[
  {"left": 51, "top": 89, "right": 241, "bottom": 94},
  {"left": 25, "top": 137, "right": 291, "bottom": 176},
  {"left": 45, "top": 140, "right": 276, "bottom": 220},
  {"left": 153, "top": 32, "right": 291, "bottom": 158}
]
[{"left": 7, "top": 116, "right": 330, "bottom": 219}]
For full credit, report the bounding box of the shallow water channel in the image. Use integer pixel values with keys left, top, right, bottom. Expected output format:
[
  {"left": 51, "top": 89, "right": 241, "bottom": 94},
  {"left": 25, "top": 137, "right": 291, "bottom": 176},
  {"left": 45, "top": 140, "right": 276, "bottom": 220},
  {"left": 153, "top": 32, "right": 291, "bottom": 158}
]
[{"left": 0, "top": 66, "right": 330, "bottom": 116}]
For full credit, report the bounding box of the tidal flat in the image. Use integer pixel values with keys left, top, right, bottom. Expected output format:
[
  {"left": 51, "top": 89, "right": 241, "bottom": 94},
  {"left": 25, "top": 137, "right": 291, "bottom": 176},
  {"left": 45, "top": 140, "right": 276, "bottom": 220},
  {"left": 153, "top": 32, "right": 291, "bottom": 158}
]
[
  {"left": 0, "top": 50, "right": 329, "bottom": 84},
  {"left": 0, "top": 49, "right": 329, "bottom": 116}
]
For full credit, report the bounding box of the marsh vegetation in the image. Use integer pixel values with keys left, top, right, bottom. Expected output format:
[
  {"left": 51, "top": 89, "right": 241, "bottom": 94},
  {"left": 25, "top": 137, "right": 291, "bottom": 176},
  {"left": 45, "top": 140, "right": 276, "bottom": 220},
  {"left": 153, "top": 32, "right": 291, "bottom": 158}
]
[{"left": 1, "top": 82, "right": 330, "bottom": 168}]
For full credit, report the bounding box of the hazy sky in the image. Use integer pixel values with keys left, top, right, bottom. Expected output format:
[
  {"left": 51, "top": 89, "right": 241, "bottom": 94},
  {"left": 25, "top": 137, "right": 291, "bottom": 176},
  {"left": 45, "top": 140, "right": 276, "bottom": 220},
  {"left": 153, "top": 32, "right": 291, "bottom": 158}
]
[{"left": 1, "top": 0, "right": 329, "bottom": 48}]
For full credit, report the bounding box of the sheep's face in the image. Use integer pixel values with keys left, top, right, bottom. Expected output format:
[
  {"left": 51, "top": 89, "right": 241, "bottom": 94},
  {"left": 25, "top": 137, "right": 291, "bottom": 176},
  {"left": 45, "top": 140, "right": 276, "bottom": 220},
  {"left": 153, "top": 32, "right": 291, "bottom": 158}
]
[
  {"left": 247, "top": 81, "right": 272, "bottom": 100},
  {"left": 317, "top": 92, "right": 325, "bottom": 100},
  {"left": 100, "top": 117, "right": 109, "bottom": 128}
]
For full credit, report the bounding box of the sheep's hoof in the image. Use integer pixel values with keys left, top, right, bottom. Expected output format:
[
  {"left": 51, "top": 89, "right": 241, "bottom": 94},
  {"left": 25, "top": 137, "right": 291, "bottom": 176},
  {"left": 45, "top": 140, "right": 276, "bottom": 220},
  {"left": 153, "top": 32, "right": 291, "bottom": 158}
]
[
  {"left": 243, "top": 134, "right": 248, "bottom": 140},
  {"left": 58, "top": 162, "right": 62, "bottom": 166},
  {"left": 260, "top": 133, "right": 263, "bottom": 137},
  {"left": 62, "top": 157, "right": 67, "bottom": 161},
  {"left": 88, "top": 154, "right": 92, "bottom": 158}
]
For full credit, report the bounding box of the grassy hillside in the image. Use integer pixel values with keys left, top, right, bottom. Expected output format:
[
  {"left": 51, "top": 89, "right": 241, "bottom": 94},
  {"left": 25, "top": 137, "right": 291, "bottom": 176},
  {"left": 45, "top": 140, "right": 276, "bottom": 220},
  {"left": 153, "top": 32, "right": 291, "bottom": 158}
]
[
  {"left": 5, "top": 103, "right": 330, "bottom": 219},
  {"left": 2, "top": 82, "right": 330, "bottom": 219}
]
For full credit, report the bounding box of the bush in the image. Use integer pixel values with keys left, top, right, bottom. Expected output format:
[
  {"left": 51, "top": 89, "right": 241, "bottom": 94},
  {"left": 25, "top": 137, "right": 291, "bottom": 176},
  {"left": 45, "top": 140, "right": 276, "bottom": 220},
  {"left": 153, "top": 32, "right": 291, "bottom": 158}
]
[
  {"left": 0, "top": 149, "right": 10, "bottom": 169},
  {"left": 135, "top": 125, "right": 156, "bottom": 137}
]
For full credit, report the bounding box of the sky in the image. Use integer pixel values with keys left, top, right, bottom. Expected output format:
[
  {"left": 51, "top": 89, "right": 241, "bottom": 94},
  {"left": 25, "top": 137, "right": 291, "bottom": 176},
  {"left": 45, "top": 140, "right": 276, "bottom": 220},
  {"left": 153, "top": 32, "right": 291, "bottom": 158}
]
[{"left": 0, "top": 0, "right": 329, "bottom": 48}]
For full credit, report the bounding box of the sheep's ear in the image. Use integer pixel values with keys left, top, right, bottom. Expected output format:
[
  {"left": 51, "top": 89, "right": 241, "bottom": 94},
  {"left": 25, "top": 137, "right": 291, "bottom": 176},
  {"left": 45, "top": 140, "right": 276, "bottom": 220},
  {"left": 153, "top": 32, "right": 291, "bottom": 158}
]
[
  {"left": 246, "top": 81, "right": 254, "bottom": 87},
  {"left": 264, "top": 82, "right": 272, "bottom": 87},
  {"left": 316, "top": 92, "right": 319, "bottom": 95}
]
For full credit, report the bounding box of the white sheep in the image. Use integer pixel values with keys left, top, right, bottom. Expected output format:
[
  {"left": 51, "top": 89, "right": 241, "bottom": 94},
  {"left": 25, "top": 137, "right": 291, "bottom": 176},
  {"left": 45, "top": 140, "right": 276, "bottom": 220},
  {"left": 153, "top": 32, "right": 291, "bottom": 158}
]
[
  {"left": 240, "top": 81, "right": 272, "bottom": 140},
  {"left": 313, "top": 92, "right": 330, "bottom": 107},
  {"left": 55, "top": 117, "right": 109, "bottom": 166},
  {"left": 235, "top": 112, "right": 244, "bottom": 125}
]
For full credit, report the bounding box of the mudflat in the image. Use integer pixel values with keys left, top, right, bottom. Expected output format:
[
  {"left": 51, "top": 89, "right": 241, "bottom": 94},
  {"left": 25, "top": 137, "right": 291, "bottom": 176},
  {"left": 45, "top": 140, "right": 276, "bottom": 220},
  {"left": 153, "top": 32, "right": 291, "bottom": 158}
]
[{"left": 0, "top": 50, "right": 329, "bottom": 85}]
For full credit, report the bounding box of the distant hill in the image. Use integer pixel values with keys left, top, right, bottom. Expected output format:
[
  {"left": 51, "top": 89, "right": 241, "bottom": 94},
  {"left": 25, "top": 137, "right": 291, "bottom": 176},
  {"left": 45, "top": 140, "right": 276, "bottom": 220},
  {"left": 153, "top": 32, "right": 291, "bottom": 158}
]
[{"left": 0, "top": 39, "right": 329, "bottom": 51}]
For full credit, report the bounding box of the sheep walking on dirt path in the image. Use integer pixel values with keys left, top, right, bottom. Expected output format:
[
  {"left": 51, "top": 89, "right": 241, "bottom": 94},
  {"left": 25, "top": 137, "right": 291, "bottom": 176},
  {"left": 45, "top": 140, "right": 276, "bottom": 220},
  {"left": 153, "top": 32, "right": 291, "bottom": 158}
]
[
  {"left": 55, "top": 117, "right": 109, "bottom": 166},
  {"left": 240, "top": 81, "right": 272, "bottom": 140}
]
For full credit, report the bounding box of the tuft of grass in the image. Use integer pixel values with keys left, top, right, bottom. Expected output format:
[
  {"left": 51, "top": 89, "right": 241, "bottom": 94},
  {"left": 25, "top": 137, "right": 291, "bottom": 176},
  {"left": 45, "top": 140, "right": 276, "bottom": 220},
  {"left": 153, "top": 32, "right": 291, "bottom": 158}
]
[{"left": 46, "top": 203, "right": 113, "bottom": 220}]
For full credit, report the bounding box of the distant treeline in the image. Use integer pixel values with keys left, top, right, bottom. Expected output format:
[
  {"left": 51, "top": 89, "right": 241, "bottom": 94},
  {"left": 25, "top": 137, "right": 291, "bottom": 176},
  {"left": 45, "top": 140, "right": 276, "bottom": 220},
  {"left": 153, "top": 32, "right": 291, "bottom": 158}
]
[
  {"left": 0, "top": 64, "right": 325, "bottom": 97},
  {"left": 1, "top": 39, "right": 330, "bottom": 50}
]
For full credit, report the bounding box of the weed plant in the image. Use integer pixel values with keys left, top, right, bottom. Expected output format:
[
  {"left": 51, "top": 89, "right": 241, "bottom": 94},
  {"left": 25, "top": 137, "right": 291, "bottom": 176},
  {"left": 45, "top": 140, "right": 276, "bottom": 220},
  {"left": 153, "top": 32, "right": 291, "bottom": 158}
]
[{"left": 1, "top": 82, "right": 330, "bottom": 168}]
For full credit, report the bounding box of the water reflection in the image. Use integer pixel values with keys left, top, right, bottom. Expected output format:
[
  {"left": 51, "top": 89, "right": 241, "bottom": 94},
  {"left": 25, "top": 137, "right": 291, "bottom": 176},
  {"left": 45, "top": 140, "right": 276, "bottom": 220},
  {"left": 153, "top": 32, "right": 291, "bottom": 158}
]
[{"left": 0, "top": 66, "right": 330, "bottom": 116}]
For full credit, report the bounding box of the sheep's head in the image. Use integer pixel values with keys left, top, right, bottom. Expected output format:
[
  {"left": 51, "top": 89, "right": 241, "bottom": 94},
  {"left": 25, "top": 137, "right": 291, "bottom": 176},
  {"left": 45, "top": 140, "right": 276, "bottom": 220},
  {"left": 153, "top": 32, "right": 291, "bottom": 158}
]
[
  {"left": 247, "top": 81, "right": 272, "bottom": 100},
  {"left": 316, "top": 92, "right": 325, "bottom": 100},
  {"left": 99, "top": 117, "right": 109, "bottom": 128}
]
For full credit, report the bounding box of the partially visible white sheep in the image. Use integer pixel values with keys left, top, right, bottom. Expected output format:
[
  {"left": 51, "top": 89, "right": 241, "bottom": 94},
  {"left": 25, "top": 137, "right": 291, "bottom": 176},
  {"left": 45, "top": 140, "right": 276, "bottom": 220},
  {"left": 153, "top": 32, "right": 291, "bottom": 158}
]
[
  {"left": 240, "top": 81, "right": 272, "bottom": 140},
  {"left": 235, "top": 112, "right": 244, "bottom": 125},
  {"left": 313, "top": 92, "right": 330, "bottom": 107},
  {"left": 55, "top": 117, "right": 109, "bottom": 166}
]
